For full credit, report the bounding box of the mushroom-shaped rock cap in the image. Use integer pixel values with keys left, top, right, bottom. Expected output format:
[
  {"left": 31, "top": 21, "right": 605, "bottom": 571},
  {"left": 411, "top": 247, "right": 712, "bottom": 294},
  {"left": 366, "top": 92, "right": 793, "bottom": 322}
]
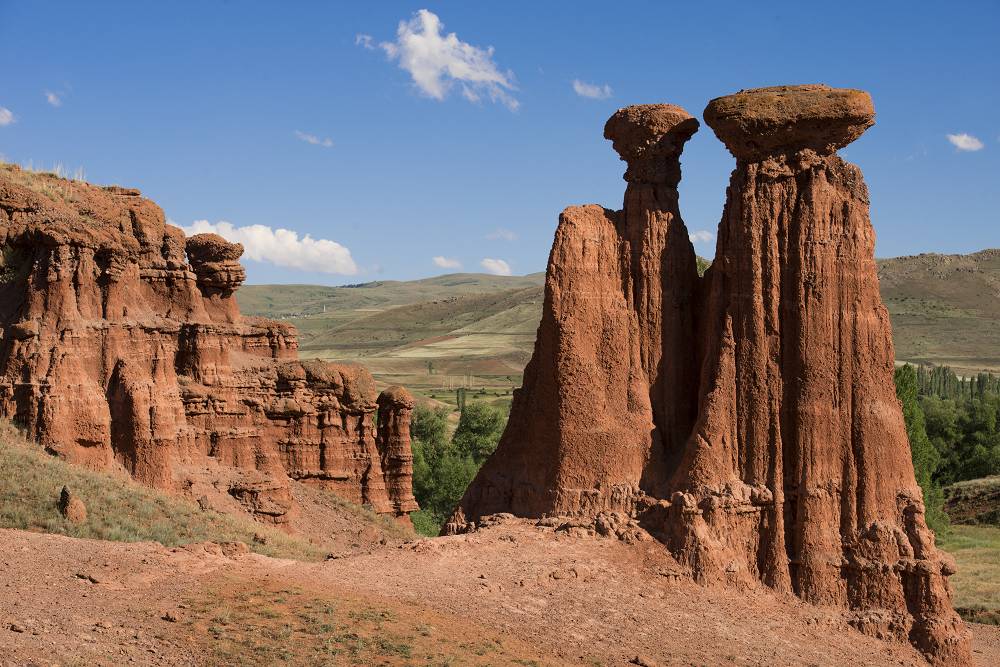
[
  {"left": 703, "top": 85, "right": 874, "bottom": 161},
  {"left": 604, "top": 104, "right": 699, "bottom": 185},
  {"left": 185, "top": 233, "right": 244, "bottom": 264},
  {"left": 377, "top": 385, "right": 415, "bottom": 409}
]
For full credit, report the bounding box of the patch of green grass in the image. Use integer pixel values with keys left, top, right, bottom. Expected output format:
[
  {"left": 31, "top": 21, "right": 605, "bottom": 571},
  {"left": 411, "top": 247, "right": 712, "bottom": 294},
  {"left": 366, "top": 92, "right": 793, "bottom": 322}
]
[
  {"left": 411, "top": 508, "right": 443, "bottom": 536},
  {"left": 348, "top": 607, "right": 396, "bottom": 625},
  {"left": 0, "top": 421, "right": 324, "bottom": 560},
  {"left": 938, "top": 524, "right": 1000, "bottom": 623},
  {"left": 461, "top": 640, "right": 501, "bottom": 656}
]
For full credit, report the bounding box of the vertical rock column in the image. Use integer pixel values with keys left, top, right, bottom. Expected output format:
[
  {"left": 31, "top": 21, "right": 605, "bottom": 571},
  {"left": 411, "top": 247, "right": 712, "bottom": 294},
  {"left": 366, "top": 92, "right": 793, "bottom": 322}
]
[
  {"left": 604, "top": 105, "right": 701, "bottom": 493},
  {"left": 448, "top": 105, "right": 699, "bottom": 527},
  {"left": 664, "top": 85, "right": 969, "bottom": 666},
  {"left": 376, "top": 386, "right": 419, "bottom": 521}
]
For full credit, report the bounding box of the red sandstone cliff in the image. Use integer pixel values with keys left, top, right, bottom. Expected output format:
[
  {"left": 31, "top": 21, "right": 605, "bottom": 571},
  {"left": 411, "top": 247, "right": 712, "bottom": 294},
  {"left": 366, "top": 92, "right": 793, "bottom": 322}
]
[
  {"left": 0, "top": 165, "right": 416, "bottom": 526},
  {"left": 447, "top": 86, "right": 970, "bottom": 665}
]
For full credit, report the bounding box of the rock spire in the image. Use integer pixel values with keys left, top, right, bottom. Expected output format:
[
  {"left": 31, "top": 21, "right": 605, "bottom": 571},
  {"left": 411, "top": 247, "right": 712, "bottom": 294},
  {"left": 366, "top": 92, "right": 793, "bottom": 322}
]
[{"left": 447, "top": 85, "right": 970, "bottom": 665}]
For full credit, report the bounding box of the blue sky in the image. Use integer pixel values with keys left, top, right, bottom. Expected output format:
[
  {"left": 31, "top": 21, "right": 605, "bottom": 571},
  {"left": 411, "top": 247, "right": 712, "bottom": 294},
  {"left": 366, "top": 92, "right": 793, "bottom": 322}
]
[{"left": 1, "top": 1, "right": 997, "bottom": 284}]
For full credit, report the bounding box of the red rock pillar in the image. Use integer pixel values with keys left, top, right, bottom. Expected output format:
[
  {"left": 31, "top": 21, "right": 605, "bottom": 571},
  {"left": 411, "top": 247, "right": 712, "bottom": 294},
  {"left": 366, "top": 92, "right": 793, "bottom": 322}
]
[
  {"left": 666, "top": 85, "right": 970, "bottom": 666},
  {"left": 376, "top": 386, "right": 418, "bottom": 520},
  {"left": 604, "top": 106, "right": 701, "bottom": 494},
  {"left": 447, "top": 105, "right": 699, "bottom": 528}
]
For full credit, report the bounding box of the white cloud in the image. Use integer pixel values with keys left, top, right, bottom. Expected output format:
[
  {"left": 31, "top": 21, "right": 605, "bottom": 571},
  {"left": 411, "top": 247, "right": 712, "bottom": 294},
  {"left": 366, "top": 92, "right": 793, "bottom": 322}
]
[
  {"left": 0, "top": 108, "right": 15, "bottom": 126},
  {"left": 572, "top": 79, "right": 612, "bottom": 100},
  {"left": 379, "top": 9, "right": 518, "bottom": 111},
  {"left": 432, "top": 255, "right": 462, "bottom": 269},
  {"left": 689, "top": 230, "right": 715, "bottom": 244},
  {"left": 355, "top": 33, "right": 374, "bottom": 50},
  {"left": 180, "top": 221, "right": 358, "bottom": 275},
  {"left": 294, "top": 130, "right": 334, "bottom": 148},
  {"left": 486, "top": 228, "right": 517, "bottom": 241},
  {"left": 45, "top": 91, "right": 62, "bottom": 107},
  {"left": 480, "top": 258, "right": 511, "bottom": 276},
  {"left": 946, "top": 133, "right": 984, "bottom": 152}
]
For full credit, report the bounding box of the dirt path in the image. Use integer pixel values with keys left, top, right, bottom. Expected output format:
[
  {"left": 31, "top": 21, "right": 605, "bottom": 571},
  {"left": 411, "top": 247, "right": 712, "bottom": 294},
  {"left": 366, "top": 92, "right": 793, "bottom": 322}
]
[{"left": 1, "top": 523, "right": 995, "bottom": 666}]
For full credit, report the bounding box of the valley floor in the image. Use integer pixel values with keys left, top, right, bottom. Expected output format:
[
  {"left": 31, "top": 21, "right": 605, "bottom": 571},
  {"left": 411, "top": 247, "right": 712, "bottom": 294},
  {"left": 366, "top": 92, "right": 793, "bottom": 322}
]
[{"left": 2, "top": 521, "right": 997, "bottom": 667}]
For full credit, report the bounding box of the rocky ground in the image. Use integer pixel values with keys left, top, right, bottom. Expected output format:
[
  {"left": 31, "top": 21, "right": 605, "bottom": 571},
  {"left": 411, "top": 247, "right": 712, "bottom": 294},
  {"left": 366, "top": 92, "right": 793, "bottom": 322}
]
[{"left": 2, "top": 519, "right": 997, "bottom": 667}]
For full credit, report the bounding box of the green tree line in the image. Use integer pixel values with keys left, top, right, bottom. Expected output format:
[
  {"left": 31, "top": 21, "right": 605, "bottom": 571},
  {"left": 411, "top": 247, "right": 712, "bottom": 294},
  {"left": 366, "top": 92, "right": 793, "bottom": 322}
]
[
  {"left": 409, "top": 364, "right": 996, "bottom": 536},
  {"left": 895, "top": 364, "right": 1000, "bottom": 532},
  {"left": 409, "top": 402, "right": 506, "bottom": 536}
]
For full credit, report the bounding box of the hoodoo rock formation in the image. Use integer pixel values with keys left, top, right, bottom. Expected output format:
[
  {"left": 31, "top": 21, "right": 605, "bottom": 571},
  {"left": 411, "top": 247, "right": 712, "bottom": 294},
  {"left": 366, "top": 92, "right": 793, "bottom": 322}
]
[
  {"left": 447, "top": 86, "right": 970, "bottom": 665},
  {"left": 0, "top": 165, "right": 416, "bottom": 526},
  {"left": 446, "top": 105, "right": 701, "bottom": 520}
]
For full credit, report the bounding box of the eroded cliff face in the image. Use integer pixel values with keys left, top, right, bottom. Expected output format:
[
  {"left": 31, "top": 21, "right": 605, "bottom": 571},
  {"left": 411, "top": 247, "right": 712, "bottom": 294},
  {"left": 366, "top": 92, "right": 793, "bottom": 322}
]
[
  {"left": 447, "top": 87, "right": 970, "bottom": 665},
  {"left": 0, "top": 166, "right": 415, "bottom": 526}
]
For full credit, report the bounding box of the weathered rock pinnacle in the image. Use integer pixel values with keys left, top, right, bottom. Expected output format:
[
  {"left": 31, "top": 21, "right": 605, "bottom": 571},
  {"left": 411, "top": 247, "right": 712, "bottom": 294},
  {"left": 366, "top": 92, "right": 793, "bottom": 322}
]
[
  {"left": 671, "top": 84, "right": 969, "bottom": 665},
  {"left": 377, "top": 386, "right": 419, "bottom": 522},
  {"left": 604, "top": 104, "right": 699, "bottom": 185},
  {"left": 446, "top": 86, "right": 971, "bottom": 665},
  {"left": 448, "top": 103, "right": 700, "bottom": 521}
]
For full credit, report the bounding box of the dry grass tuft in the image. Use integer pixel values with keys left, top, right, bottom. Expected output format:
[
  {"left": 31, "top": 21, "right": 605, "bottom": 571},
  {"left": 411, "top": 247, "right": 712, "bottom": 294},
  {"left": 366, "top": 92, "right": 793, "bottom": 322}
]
[{"left": 0, "top": 161, "right": 86, "bottom": 203}]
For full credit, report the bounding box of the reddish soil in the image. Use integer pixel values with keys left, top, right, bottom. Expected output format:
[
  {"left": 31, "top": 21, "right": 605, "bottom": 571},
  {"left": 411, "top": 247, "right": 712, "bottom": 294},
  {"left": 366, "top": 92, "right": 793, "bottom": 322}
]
[{"left": 2, "top": 521, "right": 995, "bottom": 666}]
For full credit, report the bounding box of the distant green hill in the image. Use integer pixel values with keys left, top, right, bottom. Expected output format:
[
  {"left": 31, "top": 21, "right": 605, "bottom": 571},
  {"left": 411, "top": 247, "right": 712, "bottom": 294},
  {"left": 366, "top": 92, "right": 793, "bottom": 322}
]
[
  {"left": 239, "top": 250, "right": 1000, "bottom": 398},
  {"left": 878, "top": 249, "right": 1000, "bottom": 374},
  {"left": 238, "top": 272, "right": 546, "bottom": 320}
]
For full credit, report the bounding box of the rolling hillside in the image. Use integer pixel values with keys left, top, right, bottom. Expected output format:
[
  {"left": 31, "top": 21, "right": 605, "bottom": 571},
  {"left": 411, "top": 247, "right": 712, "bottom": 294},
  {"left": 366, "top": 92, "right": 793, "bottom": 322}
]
[
  {"left": 239, "top": 249, "right": 1000, "bottom": 398},
  {"left": 239, "top": 274, "right": 545, "bottom": 398},
  {"left": 238, "top": 272, "right": 545, "bottom": 320},
  {"left": 878, "top": 249, "right": 1000, "bottom": 373}
]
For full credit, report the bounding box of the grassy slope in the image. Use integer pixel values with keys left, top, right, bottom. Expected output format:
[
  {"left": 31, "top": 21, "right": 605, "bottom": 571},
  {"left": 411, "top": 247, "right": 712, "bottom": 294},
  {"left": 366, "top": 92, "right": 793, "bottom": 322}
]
[
  {"left": 944, "top": 475, "right": 1000, "bottom": 525},
  {"left": 878, "top": 249, "right": 1000, "bottom": 373},
  {"left": 237, "top": 272, "right": 545, "bottom": 320},
  {"left": 0, "top": 422, "right": 326, "bottom": 560},
  {"left": 938, "top": 524, "right": 1000, "bottom": 623},
  {"left": 302, "top": 285, "right": 543, "bottom": 359}
]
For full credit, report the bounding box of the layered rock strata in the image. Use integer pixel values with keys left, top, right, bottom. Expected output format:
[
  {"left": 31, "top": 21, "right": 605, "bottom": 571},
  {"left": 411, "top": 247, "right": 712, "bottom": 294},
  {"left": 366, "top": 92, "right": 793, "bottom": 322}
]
[
  {"left": 0, "top": 166, "right": 416, "bottom": 526},
  {"left": 447, "top": 86, "right": 970, "bottom": 665}
]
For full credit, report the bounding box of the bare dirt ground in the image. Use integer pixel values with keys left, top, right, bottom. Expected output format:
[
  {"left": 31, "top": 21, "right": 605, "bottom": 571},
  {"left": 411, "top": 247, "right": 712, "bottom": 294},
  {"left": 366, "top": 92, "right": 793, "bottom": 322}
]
[{"left": 2, "top": 520, "right": 997, "bottom": 667}]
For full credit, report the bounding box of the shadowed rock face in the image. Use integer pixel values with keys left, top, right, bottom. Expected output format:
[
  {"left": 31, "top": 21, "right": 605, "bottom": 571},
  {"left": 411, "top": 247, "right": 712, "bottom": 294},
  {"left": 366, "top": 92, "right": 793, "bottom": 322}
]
[
  {"left": 448, "top": 86, "right": 970, "bottom": 665},
  {"left": 0, "top": 166, "right": 416, "bottom": 526},
  {"left": 446, "top": 104, "right": 699, "bottom": 520}
]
